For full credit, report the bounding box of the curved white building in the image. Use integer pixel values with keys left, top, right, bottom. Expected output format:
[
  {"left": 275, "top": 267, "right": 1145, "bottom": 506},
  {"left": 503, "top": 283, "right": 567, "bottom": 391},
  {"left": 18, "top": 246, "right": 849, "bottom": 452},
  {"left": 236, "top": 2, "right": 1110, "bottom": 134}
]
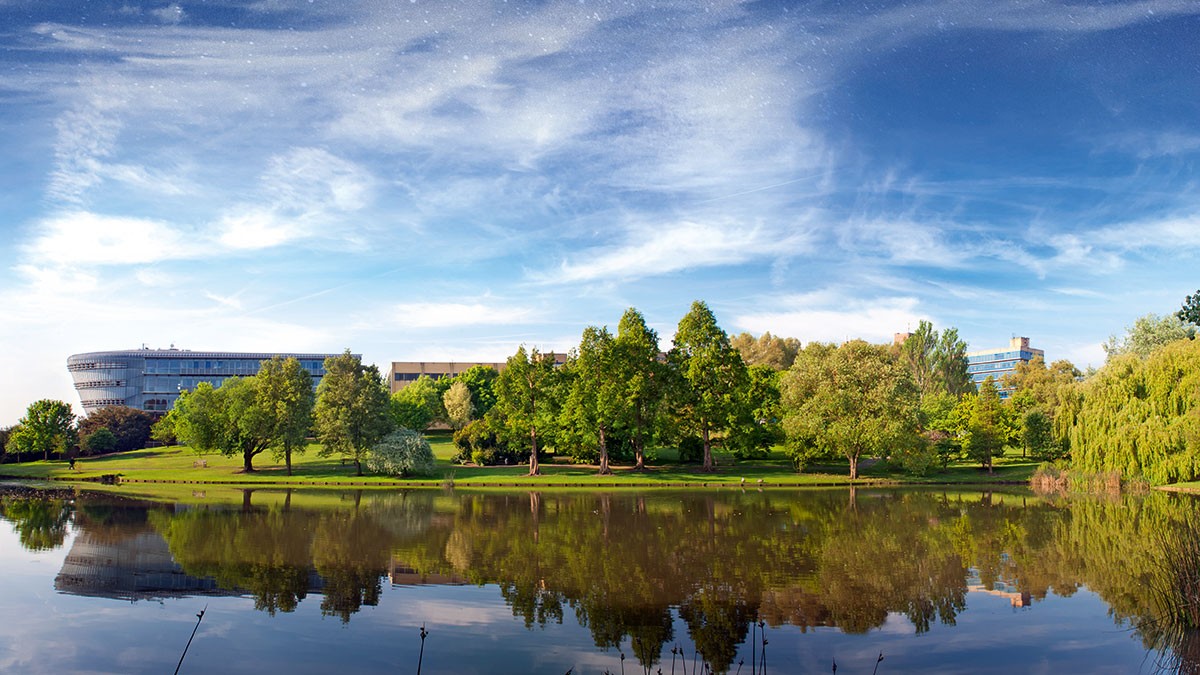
[{"left": 67, "top": 348, "right": 351, "bottom": 416}]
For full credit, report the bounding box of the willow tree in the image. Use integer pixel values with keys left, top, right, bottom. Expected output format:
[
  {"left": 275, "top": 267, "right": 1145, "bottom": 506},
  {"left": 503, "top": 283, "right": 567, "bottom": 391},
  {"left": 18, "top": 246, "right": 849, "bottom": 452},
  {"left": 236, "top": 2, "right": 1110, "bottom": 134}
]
[
  {"left": 781, "top": 340, "right": 919, "bottom": 479},
  {"left": 668, "top": 301, "right": 748, "bottom": 472},
  {"left": 1068, "top": 339, "right": 1200, "bottom": 484}
]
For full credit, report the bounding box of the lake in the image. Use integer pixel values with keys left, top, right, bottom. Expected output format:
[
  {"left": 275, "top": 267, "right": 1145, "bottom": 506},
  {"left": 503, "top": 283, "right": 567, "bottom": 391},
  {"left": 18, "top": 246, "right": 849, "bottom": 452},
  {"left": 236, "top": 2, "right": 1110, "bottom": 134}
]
[{"left": 0, "top": 484, "right": 1194, "bottom": 674}]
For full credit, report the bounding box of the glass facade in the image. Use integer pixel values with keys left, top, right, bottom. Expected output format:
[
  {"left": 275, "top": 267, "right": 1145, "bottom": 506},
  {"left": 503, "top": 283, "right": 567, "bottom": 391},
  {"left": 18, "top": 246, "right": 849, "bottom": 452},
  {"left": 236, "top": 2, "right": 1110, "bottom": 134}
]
[
  {"left": 965, "top": 338, "right": 1044, "bottom": 399},
  {"left": 68, "top": 349, "right": 352, "bottom": 416}
]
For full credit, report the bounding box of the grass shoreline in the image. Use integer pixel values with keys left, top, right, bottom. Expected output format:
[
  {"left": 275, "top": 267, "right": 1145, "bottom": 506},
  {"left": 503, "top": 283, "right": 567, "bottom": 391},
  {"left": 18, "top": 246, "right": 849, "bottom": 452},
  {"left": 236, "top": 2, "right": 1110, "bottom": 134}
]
[{"left": 0, "top": 439, "right": 1042, "bottom": 490}]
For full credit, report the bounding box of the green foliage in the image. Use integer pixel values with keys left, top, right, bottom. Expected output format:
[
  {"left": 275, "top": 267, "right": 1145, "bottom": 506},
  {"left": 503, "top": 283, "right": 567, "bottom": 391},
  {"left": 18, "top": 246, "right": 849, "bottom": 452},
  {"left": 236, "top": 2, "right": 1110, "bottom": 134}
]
[
  {"left": 15, "top": 399, "right": 76, "bottom": 461},
  {"left": 1178, "top": 289, "right": 1200, "bottom": 326},
  {"left": 781, "top": 340, "right": 920, "bottom": 479},
  {"left": 174, "top": 377, "right": 274, "bottom": 472},
  {"left": 452, "top": 418, "right": 507, "bottom": 464},
  {"left": 442, "top": 380, "right": 475, "bottom": 430},
  {"left": 490, "top": 346, "right": 561, "bottom": 475},
  {"left": 898, "top": 321, "right": 972, "bottom": 398},
  {"left": 614, "top": 307, "right": 666, "bottom": 470},
  {"left": 961, "top": 377, "right": 1008, "bottom": 472},
  {"left": 456, "top": 365, "right": 499, "bottom": 416},
  {"left": 77, "top": 405, "right": 154, "bottom": 453},
  {"left": 1104, "top": 313, "right": 1196, "bottom": 361},
  {"left": 256, "top": 356, "right": 315, "bottom": 475},
  {"left": 150, "top": 409, "right": 178, "bottom": 445},
  {"left": 1068, "top": 339, "right": 1200, "bottom": 484},
  {"left": 677, "top": 435, "right": 704, "bottom": 463},
  {"left": 314, "top": 350, "right": 395, "bottom": 476},
  {"left": 558, "top": 326, "right": 623, "bottom": 472},
  {"left": 1021, "top": 409, "right": 1059, "bottom": 460},
  {"left": 367, "top": 428, "right": 436, "bottom": 477},
  {"left": 727, "top": 364, "right": 782, "bottom": 460},
  {"left": 82, "top": 427, "right": 118, "bottom": 455},
  {"left": 389, "top": 375, "right": 441, "bottom": 432},
  {"left": 668, "top": 300, "right": 748, "bottom": 471}
]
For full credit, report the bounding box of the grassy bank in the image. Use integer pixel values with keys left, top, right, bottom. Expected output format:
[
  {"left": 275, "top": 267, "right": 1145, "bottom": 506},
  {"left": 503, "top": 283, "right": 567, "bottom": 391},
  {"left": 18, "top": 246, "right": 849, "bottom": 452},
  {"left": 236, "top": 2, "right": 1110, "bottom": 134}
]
[{"left": 0, "top": 434, "right": 1040, "bottom": 488}]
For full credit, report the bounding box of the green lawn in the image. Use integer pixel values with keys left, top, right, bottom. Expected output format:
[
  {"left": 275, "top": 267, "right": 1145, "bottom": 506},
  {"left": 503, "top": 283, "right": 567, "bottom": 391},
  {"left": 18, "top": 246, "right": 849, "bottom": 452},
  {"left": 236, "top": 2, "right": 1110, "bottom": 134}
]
[{"left": 0, "top": 435, "right": 1039, "bottom": 488}]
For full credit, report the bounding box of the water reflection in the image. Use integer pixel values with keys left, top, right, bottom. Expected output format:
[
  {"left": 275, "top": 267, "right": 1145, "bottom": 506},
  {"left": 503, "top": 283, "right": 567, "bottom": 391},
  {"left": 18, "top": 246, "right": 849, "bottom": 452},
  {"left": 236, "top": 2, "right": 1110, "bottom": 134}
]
[{"left": 2, "top": 486, "right": 1198, "bottom": 673}]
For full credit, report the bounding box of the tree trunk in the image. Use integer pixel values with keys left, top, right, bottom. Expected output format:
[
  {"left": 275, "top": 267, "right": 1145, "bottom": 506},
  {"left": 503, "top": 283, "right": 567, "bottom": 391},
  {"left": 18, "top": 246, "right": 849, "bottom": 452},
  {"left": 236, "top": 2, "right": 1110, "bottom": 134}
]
[
  {"left": 701, "top": 426, "right": 714, "bottom": 472},
  {"left": 528, "top": 429, "right": 540, "bottom": 476},
  {"left": 355, "top": 456, "right": 363, "bottom": 476},
  {"left": 633, "top": 446, "right": 645, "bottom": 472},
  {"left": 848, "top": 452, "right": 859, "bottom": 480},
  {"left": 597, "top": 426, "right": 611, "bottom": 475},
  {"left": 243, "top": 451, "right": 255, "bottom": 473},
  {"left": 285, "top": 442, "right": 293, "bottom": 476}
]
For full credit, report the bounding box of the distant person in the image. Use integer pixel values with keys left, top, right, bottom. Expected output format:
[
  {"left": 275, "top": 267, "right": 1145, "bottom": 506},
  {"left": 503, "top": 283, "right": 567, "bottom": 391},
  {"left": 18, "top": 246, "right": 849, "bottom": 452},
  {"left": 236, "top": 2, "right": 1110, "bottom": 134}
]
[{"left": 68, "top": 456, "right": 76, "bottom": 470}]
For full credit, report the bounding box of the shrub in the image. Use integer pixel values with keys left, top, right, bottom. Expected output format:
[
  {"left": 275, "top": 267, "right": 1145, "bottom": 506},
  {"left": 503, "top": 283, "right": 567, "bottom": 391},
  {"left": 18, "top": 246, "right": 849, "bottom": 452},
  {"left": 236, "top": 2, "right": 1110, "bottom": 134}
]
[
  {"left": 82, "top": 428, "right": 118, "bottom": 455},
  {"left": 677, "top": 436, "right": 704, "bottom": 463},
  {"left": 367, "top": 429, "right": 436, "bottom": 477}
]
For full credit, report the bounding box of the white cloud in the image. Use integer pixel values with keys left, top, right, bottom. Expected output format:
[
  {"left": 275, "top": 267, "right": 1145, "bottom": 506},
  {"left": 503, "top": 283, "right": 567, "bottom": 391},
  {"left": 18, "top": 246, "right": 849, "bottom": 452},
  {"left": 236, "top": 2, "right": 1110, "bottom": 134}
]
[
  {"left": 22, "top": 211, "right": 190, "bottom": 266},
  {"left": 549, "top": 220, "right": 814, "bottom": 284},
  {"left": 387, "top": 302, "right": 537, "bottom": 329},
  {"left": 151, "top": 4, "right": 185, "bottom": 25},
  {"left": 734, "top": 294, "right": 927, "bottom": 345}
]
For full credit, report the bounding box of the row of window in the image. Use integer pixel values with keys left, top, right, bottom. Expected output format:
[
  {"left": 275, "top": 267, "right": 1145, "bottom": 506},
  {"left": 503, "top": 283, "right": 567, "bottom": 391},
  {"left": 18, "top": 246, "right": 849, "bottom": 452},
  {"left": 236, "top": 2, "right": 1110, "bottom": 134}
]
[
  {"left": 81, "top": 398, "right": 127, "bottom": 407},
  {"left": 74, "top": 379, "right": 125, "bottom": 390},
  {"left": 393, "top": 372, "right": 452, "bottom": 382},
  {"left": 144, "top": 358, "right": 327, "bottom": 376},
  {"left": 68, "top": 361, "right": 127, "bottom": 372},
  {"left": 966, "top": 350, "right": 1041, "bottom": 364}
]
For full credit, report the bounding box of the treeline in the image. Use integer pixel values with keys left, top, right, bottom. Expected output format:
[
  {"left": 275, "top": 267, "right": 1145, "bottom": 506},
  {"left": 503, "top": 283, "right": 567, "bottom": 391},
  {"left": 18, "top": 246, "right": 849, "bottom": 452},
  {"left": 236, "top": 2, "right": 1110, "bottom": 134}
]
[{"left": 0, "top": 403, "right": 154, "bottom": 464}]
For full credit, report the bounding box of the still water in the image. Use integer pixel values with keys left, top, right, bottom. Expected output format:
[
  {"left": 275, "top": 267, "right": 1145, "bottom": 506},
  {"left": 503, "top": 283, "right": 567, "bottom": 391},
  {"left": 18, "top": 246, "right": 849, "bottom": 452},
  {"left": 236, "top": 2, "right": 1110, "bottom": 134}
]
[{"left": 0, "top": 485, "right": 1193, "bottom": 674}]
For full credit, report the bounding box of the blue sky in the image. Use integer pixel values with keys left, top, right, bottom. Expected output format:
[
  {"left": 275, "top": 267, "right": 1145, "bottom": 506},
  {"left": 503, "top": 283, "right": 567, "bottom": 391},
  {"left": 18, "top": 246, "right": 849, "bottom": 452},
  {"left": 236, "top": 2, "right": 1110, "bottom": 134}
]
[{"left": 2, "top": 0, "right": 1199, "bottom": 424}]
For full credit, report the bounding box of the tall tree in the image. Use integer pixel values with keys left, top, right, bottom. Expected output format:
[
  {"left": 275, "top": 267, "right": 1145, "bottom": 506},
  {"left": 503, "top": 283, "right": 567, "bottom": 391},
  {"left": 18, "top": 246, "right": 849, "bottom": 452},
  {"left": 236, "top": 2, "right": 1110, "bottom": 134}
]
[
  {"left": 781, "top": 340, "right": 920, "bottom": 479},
  {"left": 492, "top": 346, "right": 560, "bottom": 476},
  {"left": 614, "top": 307, "right": 665, "bottom": 471},
  {"left": 442, "top": 380, "right": 475, "bottom": 431},
  {"left": 256, "top": 356, "right": 315, "bottom": 476},
  {"left": 898, "top": 321, "right": 971, "bottom": 398},
  {"left": 668, "top": 301, "right": 748, "bottom": 472},
  {"left": 14, "top": 399, "right": 76, "bottom": 462},
  {"left": 174, "top": 377, "right": 274, "bottom": 472},
  {"left": 962, "top": 377, "right": 1007, "bottom": 473},
  {"left": 561, "top": 326, "right": 621, "bottom": 474},
  {"left": 1103, "top": 313, "right": 1196, "bottom": 360},
  {"left": 314, "top": 351, "right": 394, "bottom": 476}
]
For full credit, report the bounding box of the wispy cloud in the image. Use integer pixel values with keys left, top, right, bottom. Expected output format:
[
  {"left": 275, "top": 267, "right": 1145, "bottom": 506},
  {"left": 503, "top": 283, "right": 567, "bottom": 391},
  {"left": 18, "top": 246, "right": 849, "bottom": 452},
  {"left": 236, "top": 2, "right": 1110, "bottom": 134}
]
[
  {"left": 734, "top": 292, "right": 927, "bottom": 345},
  {"left": 547, "top": 219, "right": 815, "bottom": 284},
  {"left": 385, "top": 302, "right": 538, "bottom": 329}
]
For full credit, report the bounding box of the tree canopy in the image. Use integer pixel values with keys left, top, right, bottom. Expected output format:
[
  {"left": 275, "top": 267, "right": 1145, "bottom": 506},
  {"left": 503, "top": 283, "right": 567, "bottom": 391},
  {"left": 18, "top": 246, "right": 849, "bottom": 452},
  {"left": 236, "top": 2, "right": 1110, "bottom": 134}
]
[
  {"left": 668, "top": 301, "right": 748, "bottom": 472},
  {"left": 1103, "top": 313, "right": 1195, "bottom": 361},
  {"left": 491, "top": 346, "right": 561, "bottom": 475},
  {"left": 11, "top": 399, "right": 76, "bottom": 462},
  {"left": 781, "top": 340, "right": 920, "bottom": 479},
  {"left": 314, "top": 351, "right": 394, "bottom": 476}
]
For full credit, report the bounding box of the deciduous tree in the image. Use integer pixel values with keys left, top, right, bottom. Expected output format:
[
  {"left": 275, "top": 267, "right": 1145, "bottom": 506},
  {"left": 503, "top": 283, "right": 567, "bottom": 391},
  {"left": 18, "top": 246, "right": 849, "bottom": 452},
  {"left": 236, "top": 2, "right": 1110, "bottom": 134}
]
[
  {"left": 389, "top": 375, "right": 441, "bottom": 432},
  {"left": 14, "top": 399, "right": 76, "bottom": 462},
  {"left": 1103, "top": 313, "right": 1195, "bottom": 360},
  {"left": 442, "top": 380, "right": 475, "bottom": 431},
  {"left": 174, "top": 378, "right": 274, "bottom": 472},
  {"left": 76, "top": 405, "right": 154, "bottom": 453},
  {"left": 256, "top": 356, "right": 315, "bottom": 476},
  {"left": 560, "top": 326, "right": 621, "bottom": 474},
  {"left": 781, "top": 340, "right": 919, "bottom": 479},
  {"left": 314, "top": 351, "right": 394, "bottom": 476},
  {"left": 491, "top": 346, "right": 560, "bottom": 476}
]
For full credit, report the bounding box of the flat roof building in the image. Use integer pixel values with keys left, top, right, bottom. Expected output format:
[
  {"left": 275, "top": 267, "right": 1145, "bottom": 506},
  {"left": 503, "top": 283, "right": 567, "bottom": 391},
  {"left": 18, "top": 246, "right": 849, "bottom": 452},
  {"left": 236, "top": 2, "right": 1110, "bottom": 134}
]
[
  {"left": 966, "top": 337, "right": 1043, "bottom": 399},
  {"left": 67, "top": 348, "right": 351, "bottom": 416},
  {"left": 388, "top": 355, "right": 570, "bottom": 394}
]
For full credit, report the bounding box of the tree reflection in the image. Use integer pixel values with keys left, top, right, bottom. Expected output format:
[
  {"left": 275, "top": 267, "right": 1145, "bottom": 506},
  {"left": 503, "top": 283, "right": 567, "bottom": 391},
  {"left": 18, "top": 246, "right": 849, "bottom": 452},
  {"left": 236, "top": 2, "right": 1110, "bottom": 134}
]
[
  {"left": 21, "top": 486, "right": 1200, "bottom": 670},
  {"left": 0, "top": 494, "right": 71, "bottom": 551}
]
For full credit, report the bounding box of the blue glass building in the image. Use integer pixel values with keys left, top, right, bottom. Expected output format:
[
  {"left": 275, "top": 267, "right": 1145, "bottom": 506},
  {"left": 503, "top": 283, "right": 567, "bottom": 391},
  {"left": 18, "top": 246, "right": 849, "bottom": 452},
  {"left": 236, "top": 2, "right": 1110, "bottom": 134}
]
[
  {"left": 67, "top": 348, "right": 351, "bottom": 416},
  {"left": 965, "top": 337, "right": 1044, "bottom": 398}
]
